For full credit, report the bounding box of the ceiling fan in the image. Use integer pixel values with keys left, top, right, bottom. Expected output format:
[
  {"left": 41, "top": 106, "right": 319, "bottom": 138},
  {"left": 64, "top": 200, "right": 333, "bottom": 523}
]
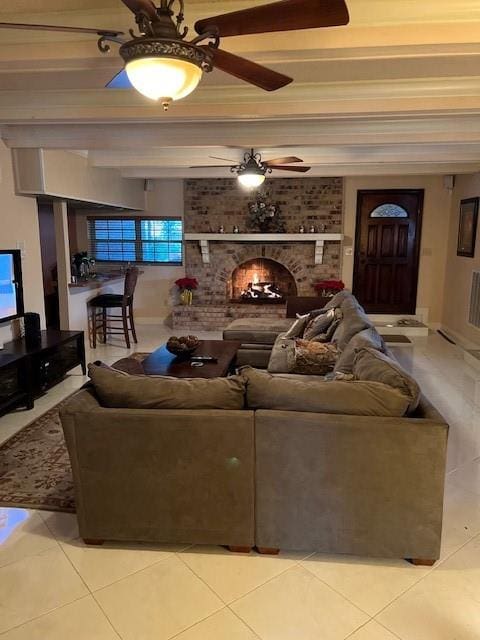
[
  {"left": 0, "top": 0, "right": 349, "bottom": 110},
  {"left": 191, "top": 149, "right": 311, "bottom": 187}
]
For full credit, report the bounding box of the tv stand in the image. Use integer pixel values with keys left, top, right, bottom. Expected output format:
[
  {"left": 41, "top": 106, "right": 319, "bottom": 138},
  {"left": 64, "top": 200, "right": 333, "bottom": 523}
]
[{"left": 0, "top": 330, "right": 85, "bottom": 416}]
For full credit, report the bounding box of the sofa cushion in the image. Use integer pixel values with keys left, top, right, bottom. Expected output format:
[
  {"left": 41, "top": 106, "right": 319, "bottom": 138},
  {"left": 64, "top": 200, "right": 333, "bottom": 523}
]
[
  {"left": 290, "top": 339, "right": 338, "bottom": 375},
  {"left": 303, "top": 308, "right": 336, "bottom": 340},
  {"left": 332, "top": 299, "right": 373, "bottom": 350},
  {"left": 321, "top": 289, "right": 352, "bottom": 310},
  {"left": 223, "top": 318, "right": 292, "bottom": 345},
  {"left": 283, "top": 313, "right": 310, "bottom": 339},
  {"left": 240, "top": 366, "right": 411, "bottom": 416},
  {"left": 88, "top": 363, "right": 246, "bottom": 410},
  {"left": 353, "top": 347, "right": 421, "bottom": 413},
  {"left": 334, "top": 328, "right": 386, "bottom": 374}
]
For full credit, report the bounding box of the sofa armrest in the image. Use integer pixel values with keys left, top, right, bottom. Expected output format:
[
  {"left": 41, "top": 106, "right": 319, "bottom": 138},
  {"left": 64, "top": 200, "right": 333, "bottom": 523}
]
[
  {"left": 255, "top": 409, "right": 448, "bottom": 559},
  {"left": 60, "top": 402, "right": 255, "bottom": 546}
]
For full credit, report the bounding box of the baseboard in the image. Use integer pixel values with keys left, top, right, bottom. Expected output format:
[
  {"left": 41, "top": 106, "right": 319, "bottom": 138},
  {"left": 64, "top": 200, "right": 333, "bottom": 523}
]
[{"left": 438, "top": 324, "right": 480, "bottom": 350}]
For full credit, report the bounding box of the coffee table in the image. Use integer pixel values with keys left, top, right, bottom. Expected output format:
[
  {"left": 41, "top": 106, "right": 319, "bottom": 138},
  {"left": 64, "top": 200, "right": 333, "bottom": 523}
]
[{"left": 142, "top": 340, "right": 241, "bottom": 378}]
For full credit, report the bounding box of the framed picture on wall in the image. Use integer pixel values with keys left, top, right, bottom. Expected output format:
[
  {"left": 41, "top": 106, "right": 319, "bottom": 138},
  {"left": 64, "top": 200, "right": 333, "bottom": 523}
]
[{"left": 457, "top": 197, "right": 479, "bottom": 258}]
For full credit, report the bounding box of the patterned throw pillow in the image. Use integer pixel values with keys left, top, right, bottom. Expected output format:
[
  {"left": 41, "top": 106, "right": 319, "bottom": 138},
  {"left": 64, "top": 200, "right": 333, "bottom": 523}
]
[
  {"left": 290, "top": 338, "right": 339, "bottom": 375},
  {"left": 303, "top": 308, "right": 336, "bottom": 340}
]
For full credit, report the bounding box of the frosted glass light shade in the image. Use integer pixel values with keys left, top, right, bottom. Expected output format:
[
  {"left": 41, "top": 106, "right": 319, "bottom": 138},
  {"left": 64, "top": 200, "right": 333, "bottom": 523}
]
[
  {"left": 125, "top": 57, "right": 203, "bottom": 103},
  {"left": 238, "top": 172, "right": 266, "bottom": 188}
]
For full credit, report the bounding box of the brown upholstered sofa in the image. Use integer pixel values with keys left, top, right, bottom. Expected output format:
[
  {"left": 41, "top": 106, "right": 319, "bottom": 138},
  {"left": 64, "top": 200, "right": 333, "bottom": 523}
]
[{"left": 60, "top": 291, "right": 448, "bottom": 564}]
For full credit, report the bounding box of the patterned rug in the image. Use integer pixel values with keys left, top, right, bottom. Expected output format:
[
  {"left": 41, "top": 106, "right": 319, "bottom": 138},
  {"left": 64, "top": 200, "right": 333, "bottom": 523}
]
[
  {"left": 0, "top": 353, "right": 151, "bottom": 514},
  {"left": 0, "top": 399, "right": 75, "bottom": 513}
]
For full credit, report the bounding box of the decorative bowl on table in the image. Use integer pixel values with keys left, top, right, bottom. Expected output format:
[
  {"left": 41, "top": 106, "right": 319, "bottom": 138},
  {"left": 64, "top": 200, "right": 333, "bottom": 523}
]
[{"left": 166, "top": 335, "right": 200, "bottom": 358}]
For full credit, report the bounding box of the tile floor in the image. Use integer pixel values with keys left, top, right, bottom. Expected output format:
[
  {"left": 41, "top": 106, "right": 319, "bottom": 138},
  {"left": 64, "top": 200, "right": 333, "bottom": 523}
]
[{"left": 0, "top": 327, "right": 479, "bottom": 639}]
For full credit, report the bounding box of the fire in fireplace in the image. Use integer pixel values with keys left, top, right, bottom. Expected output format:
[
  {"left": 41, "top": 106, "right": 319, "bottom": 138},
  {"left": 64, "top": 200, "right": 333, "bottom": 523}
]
[
  {"left": 229, "top": 258, "right": 297, "bottom": 304},
  {"left": 241, "top": 272, "right": 283, "bottom": 302}
]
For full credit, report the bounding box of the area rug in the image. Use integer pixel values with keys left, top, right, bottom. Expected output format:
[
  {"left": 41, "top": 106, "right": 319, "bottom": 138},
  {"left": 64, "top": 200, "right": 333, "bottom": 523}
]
[
  {"left": 0, "top": 353, "right": 151, "bottom": 514},
  {"left": 0, "top": 398, "right": 75, "bottom": 513}
]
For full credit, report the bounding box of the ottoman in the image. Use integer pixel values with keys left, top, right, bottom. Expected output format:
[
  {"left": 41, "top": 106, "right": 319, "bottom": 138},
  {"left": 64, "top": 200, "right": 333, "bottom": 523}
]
[{"left": 223, "top": 317, "right": 292, "bottom": 368}]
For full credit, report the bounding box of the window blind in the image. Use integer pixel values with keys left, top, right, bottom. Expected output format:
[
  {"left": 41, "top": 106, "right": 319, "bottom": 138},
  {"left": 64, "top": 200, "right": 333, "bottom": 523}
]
[{"left": 87, "top": 217, "right": 183, "bottom": 265}]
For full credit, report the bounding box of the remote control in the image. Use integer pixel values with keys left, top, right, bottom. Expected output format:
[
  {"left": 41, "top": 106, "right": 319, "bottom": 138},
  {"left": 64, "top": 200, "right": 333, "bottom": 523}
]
[{"left": 191, "top": 355, "right": 218, "bottom": 363}]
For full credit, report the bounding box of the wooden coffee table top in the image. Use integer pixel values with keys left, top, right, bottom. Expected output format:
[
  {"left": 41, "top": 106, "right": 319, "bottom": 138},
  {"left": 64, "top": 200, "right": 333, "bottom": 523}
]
[{"left": 142, "top": 340, "right": 241, "bottom": 378}]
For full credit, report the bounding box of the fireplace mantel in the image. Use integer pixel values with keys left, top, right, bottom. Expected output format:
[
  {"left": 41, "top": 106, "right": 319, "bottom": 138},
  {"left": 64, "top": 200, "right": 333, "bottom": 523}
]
[{"left": 184, "top": 233, "right": 344, "bottom": 265}]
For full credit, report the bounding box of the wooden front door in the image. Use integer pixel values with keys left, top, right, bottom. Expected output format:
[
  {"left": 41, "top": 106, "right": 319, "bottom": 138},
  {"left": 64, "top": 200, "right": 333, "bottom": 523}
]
[{"left": 353, "top": 189, "right": 424, "bottom": 314}]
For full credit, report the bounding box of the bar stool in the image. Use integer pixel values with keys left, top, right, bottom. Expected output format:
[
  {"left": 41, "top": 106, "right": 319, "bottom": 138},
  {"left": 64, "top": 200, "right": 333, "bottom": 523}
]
[{"left": 89, "top": 267, "right": 139, "bottom": 349}]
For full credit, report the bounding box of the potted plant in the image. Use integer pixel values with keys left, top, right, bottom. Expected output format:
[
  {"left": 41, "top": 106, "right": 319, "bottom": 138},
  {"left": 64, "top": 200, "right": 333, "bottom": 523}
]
[
  {"left": 175, "top": 277, "right": 198, "bottom": 305},
  {"left": 313, "top": 279, "right": 345, "bottom": 298}
]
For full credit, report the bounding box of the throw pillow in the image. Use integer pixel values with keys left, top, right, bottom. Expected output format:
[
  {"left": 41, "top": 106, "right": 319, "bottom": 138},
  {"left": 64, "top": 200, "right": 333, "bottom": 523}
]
[
  {"left": 353, "top": 347, "right": 420, "bottom": 413},
  {"left": 290, "top": 338, "right": 339, "bottom": 375},
  {"left": 268, "top": 333, "right": 295, "bottom": 373},
  {"left": 303, "top": 308, "right": 336, "bottom": 340},
  {"left": 283, "top": 313, "right": 310, "bottom": 339},
  {"left": 88, "top": 363, "right": 246, "bottom": 410},
  {"left": 240, "top": 366, "right": 411, "bottom": 416},
  {"left": 310, "top": 309, "right": 343, "bottom": 343}
]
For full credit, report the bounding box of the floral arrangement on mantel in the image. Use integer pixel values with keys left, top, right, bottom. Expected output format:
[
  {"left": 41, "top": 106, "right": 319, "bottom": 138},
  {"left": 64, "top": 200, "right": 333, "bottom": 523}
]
[
  {"left": 175, "top": 277, "right": 198, "bottom": 306},
  {"left": 313, "top": 279, "right": 345, "bottom": 298},
  {"left": 247, "top": 196, "right": 285, "bottom": 233}
]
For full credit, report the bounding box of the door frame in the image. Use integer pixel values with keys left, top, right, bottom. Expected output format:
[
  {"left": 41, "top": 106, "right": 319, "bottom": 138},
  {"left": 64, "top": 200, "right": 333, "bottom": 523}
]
[{"left": 352, "top": 188, "right": 424, "bottom": 315}]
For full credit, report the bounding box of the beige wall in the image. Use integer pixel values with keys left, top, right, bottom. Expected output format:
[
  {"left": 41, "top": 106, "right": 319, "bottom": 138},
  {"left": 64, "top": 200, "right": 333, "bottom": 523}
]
[
  {"left": 74, "top": 179, "right": 185, "bottom": 325},
  {"left": 441, "top": 173, "right": 480, "bottom": 346},
  {"left": 0, "top": 143, "right": 45, "bottom": 345},
  {"left": 13, "top": 149, "right": 145, "bottom": 210},
  {"left": 343, "top": 175, "right": 451, "bottom": 324}
]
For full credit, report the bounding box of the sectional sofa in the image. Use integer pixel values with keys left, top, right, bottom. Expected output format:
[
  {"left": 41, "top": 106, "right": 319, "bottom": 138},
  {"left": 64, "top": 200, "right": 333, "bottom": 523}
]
[{"left": 60, "top": 291, "right": 448, "bottom": 564}]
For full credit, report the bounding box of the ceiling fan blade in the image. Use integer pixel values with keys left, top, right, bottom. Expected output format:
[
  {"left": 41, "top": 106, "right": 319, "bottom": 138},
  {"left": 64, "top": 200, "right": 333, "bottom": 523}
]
[
  {"left": 0, "top": 21, "right": 123, "bottom": 36},
  {"left": 272, "top": 165, "right": 311, "bottom": 172},
  {"left": 209, "top": 155, "right": 239, "bottom": 163},
  {"left": 120, "top": 0, "right": 158, "bottom": 21},
  {"left": 195, "top": 0, "right": 349, "bottom": 38},
  {"left": 202, "top": 46, "right": 292, "bottom": 92},
  {"left": 189, "top": 165, "right": 231, "bottom": 168},
  {"left": 106, "top": 68, "right": 133, "bottom": 89},
  {"left": 264, "top": 156, "right": 303, "bottom": 166}
]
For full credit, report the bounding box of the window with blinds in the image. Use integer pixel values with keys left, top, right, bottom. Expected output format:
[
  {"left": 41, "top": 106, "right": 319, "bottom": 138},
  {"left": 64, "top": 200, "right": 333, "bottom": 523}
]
[{"left": 87, "top": 217, "right": 183, "bottom": 264}]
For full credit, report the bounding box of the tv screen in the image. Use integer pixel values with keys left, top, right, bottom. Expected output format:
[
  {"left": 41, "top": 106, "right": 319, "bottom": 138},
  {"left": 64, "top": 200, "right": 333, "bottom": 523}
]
[{"left": 0, "top": 250, "right": 24, "bottom": 323}]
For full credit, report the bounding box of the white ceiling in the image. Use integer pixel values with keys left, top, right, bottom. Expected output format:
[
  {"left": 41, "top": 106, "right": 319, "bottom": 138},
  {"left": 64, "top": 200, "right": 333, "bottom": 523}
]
[{"left": 2, "top": 0, "right": 480, "bottom": 178}]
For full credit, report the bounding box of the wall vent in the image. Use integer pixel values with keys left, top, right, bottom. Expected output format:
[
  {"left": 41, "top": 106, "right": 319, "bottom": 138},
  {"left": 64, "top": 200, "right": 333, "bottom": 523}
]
[{"left": 469, "top": 270, "right": 480, "bottom": 328}]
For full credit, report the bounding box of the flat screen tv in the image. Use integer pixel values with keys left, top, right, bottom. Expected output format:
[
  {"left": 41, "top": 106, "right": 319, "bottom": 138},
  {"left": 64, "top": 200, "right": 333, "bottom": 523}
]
[{"left": 0, "top": 250, "right": 24, "bottom": 323}]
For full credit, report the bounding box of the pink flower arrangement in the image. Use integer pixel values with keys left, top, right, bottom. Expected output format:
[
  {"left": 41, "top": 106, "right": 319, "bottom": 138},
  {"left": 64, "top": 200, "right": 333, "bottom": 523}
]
[{"left": 175, "top": 277, "right": 198, "bottom": 291}]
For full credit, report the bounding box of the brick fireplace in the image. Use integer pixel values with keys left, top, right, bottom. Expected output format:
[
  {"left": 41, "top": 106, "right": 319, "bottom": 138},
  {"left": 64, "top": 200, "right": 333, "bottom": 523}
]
[{"left": 172, "top": 177, "right": 343, "bottom": 330}]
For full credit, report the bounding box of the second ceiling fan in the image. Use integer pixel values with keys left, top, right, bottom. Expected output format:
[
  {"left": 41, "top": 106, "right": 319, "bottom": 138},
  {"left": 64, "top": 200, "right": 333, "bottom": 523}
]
[
  {"left": 0, "top": 0, "right": 350, "bottom": 110},
  {"left": 191, "top": 149, "right": 311, "bottom": 188}
]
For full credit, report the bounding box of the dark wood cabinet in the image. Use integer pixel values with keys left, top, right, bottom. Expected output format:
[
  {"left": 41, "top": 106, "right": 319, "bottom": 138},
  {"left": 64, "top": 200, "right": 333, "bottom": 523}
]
[{"left": 0, "top": 330, "right": 85, "bottom": 416}]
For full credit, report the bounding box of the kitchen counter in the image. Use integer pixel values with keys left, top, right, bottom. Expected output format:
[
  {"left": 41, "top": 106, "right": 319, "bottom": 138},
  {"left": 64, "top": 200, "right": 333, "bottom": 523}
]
[{"left": 68, "top": 273, "right": 124, "bottom": 290}]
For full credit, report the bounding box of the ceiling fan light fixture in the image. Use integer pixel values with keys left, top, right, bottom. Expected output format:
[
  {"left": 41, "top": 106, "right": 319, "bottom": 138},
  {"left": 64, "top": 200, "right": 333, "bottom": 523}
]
[
  {"left": 125, "top": 57, "right": 202, "bottom": 105},
  {"left": 237, "top": 170, "right": 266, "bottom": 189},
  {"left": 120, "top": 38, "right": 211, "bottom": 109}
]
